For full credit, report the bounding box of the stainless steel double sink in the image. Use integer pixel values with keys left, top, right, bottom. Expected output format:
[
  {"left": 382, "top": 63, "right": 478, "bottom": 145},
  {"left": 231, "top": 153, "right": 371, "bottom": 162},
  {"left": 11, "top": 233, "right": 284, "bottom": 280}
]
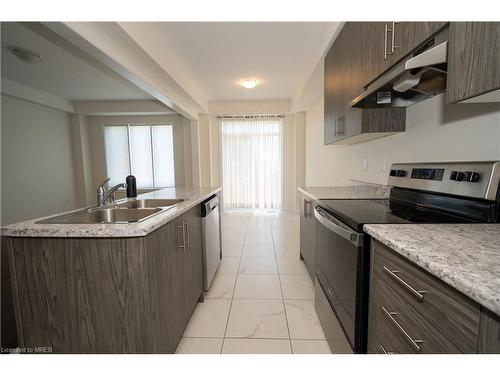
[{"left": 37, "top": 199, "right": 185, "bottom": 224}]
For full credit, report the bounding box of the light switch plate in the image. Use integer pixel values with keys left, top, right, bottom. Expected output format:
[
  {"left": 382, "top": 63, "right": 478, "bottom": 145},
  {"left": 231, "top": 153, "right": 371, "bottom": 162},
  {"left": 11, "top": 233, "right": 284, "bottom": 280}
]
[
  {"left": 361, "top": 158, "right": 368, "bottom": 170},
  {"left": 380, "top": 158, "right": 387, "bottom": 172}
]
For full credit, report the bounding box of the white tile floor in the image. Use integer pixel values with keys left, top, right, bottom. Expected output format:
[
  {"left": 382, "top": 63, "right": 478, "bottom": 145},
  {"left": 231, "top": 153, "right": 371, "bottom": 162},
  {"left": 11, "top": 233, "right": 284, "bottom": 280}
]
[{"left": 175, "top": 210, "right": 331, "bottom": 354}]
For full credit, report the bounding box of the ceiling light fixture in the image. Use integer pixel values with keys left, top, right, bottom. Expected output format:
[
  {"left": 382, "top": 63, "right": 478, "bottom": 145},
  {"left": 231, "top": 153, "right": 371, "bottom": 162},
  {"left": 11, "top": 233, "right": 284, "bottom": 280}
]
[
  {"left": 8, "top": 46, "right": 43, "bottom": 64},
  {"left": 241, "top": 79, "right": 258, "bottom": 89}
]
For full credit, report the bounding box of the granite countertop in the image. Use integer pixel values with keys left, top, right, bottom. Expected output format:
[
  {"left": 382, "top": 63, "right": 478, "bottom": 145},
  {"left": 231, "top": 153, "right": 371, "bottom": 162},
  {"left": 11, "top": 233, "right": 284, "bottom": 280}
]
[
  {"left": 364, "top": 223, "right": 500, "bottom": 315},
  {"left": 1, "top": 186, "right": 221, "bottom": 238},
  {"left": 297, "top": 183, "right": 391, "bottom": 201}
]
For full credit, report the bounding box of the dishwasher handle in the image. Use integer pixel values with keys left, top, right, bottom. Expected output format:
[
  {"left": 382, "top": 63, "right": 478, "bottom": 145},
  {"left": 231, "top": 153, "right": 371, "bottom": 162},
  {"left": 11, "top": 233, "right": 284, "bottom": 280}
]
[
  {"left": 314, "top": 206, "right": 363, "bottom": 247},
  {"left": 201, "top": 195, "right": 219, "bottom": 217}
]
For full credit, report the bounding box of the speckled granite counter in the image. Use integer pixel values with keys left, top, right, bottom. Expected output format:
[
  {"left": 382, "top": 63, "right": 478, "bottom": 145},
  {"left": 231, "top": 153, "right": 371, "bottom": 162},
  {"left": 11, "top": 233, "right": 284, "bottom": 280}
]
[
  {"left": 297, "top": 184, "right": 391, "bottom": 201},
  {"left": 1, "top": 186, "right": 221, "bottom": 238},
  {"left": 364, "top": 223, "right": 500, "bottom": 315}
]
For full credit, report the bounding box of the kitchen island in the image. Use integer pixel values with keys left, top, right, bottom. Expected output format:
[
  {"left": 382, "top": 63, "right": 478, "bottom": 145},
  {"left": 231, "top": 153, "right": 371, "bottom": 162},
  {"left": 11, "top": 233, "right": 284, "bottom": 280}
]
[{"left": 2, "top": 186, "right": 221, "bottom": 353}]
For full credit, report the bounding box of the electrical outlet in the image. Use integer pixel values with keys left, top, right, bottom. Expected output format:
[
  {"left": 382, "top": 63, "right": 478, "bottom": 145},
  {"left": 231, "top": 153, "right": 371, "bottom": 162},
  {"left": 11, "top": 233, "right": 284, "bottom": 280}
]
[{"left": 361, "top": 158, "right": 368, "bottom": 170}]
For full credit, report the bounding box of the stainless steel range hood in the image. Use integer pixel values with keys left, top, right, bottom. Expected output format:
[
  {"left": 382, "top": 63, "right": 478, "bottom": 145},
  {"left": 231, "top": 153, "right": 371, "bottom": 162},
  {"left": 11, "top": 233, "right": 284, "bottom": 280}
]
[{"left": 350, "top": 28, "right": 449, "bottom": 108}]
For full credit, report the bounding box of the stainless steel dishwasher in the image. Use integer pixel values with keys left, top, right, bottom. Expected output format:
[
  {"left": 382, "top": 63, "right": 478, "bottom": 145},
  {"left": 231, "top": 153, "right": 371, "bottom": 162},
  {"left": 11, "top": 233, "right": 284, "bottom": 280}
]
[{"left": 200, "top": 195, "right": 221, "bottom": 291}]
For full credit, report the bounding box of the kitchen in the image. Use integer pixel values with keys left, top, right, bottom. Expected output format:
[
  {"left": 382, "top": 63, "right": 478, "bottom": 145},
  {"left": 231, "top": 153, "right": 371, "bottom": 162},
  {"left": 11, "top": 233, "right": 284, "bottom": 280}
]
[{"left": 1, "top": 1, "right": 500, "bottom": 373}]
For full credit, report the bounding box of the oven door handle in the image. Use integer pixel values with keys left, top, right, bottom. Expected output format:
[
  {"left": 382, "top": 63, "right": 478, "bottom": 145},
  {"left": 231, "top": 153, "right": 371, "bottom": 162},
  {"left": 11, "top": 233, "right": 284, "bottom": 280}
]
[{"left": 314, "top": 206, "right": 363, "bottom": 247}]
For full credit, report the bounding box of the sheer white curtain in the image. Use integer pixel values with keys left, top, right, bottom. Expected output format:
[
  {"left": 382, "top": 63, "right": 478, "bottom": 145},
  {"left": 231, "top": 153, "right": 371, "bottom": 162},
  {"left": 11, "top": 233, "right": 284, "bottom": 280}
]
[{"left": 221, "top": 115, "right": 283, "bottom": 210}]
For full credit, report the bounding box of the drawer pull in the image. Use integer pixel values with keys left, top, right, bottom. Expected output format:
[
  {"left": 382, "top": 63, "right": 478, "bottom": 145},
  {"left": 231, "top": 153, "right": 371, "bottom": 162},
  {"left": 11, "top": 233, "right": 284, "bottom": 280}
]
[
  {"left": 383, "top": 266, "right": 427, "bottom": 302},
  {"left": 381, "top": 306, "right": 423, "bottom": 352},
  {"left": 379, "top": 344, "right": 396, "bottom": 354}
]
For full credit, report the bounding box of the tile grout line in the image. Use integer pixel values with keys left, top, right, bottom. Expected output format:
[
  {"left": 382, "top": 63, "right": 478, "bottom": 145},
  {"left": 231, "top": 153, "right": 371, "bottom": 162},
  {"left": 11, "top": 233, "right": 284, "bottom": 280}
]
[
  {"left": 220, "top": 224, "right": 245, "bottom": 354},
  {"left": 217, "top": 212, "right": 304, "bottom": 354},
  {"left": 272, "top": 225, "right": 294, "bottom": 354}
]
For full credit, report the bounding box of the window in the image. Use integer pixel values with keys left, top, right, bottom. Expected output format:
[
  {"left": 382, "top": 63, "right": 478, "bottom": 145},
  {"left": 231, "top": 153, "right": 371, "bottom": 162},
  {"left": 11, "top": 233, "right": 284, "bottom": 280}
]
[
  {"left": 221, "top": 115, "right": 283, "bottom": 210},
  {"left": 104, "top": 124, "right": 175, "bottom": 188}
]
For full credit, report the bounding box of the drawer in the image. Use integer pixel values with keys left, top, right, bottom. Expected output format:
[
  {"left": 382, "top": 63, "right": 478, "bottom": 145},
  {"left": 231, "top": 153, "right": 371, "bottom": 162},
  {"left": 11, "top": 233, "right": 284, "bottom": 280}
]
[
  {"left": 368, "top": 314, "right": 413, "bottom": 354},
  {"left": 372, "top": 240, "right": 480, "bottom": 353},
  {"left": 370, "top": 274, "right": 461, "bottom": 353}
]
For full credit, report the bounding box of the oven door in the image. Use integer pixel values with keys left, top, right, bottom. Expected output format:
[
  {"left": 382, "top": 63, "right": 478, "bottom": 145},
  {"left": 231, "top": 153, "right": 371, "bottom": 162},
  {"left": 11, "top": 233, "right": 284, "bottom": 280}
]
[{"left": 314, "top": 205, "right": 369, "bottom": 353}]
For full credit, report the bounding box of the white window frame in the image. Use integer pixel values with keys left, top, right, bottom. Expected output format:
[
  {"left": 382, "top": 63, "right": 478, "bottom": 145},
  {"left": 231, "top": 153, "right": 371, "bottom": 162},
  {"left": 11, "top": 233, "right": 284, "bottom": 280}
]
[{"left": 104, "top": 123, "right": 175, "bottom": 189}]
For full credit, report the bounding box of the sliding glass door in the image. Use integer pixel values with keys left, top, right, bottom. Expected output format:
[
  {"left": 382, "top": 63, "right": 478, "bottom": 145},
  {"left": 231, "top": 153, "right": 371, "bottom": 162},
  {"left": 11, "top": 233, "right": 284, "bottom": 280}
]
[{"left": 221, "top": 115, "right": 283, "bottom": 210}]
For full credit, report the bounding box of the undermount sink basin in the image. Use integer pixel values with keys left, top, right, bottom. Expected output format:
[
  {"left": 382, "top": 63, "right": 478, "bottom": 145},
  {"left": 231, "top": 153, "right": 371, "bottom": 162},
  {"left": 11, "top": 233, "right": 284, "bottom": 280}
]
[
  {"left": 116, "top": 198, "right": 185, "bottom": 209},
  {"left": 37, "top": 207, "right": 162, "bottom": 224}
]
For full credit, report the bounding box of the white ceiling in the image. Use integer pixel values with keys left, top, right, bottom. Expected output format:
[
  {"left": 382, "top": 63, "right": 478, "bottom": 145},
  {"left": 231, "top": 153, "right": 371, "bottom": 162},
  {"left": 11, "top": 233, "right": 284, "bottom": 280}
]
[
  {"left": 119, "top": 22, "right": 340, "bottom": 102},
  {"left": 1, "top": 22, "right": 153, "bottom": 101}
]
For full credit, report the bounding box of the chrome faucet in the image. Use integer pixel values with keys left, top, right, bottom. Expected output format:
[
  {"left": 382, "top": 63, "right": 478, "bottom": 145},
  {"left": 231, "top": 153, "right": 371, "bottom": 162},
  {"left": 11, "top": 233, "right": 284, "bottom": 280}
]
[{"left": 97, "top": 178, "right": 126, "bottom": 206}]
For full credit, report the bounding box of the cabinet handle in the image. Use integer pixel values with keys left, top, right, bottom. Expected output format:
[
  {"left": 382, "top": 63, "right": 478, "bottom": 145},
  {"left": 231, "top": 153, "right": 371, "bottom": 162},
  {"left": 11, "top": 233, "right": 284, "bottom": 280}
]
[
  {"left": 339, "top": 116, "right": 345, "bottom": 136},
  {"left": 304, "top": 199, "right": 312, "bottom": 218},
  {"left": 334, "top": 116, "right": 344, "bottom": 136},
  {"left": 385, "top": 22, "right": 399, "bottom": 59},
  {"left": 184, "top": 220, "right": 190, "bottom": 248},
  {"left": 384, "top": 23, "right": 389, "bottom": 60},
  {"left": 383, "top": 266, "right": 427, "bottom": 302},
  {"left": 381, "top": 306, "right": 423, "bottom": 351},
  {"left": 391, "top": 21, "right": 400, "bottom": 53},
  {"left": 178, "top": 224, "right": 185, "bottom": 250},
  {"left": 379, "top": 344, "right": 396, "bottom": 354}
]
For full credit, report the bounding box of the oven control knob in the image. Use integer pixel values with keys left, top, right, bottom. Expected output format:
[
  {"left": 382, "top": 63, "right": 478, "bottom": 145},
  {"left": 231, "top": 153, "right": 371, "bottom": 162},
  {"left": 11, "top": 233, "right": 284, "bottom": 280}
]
[
  {"left": 464, "top": 171, "right": 481, "bottom": 182},
  {"left": 390, "top": 169, "right": 406, "bottom": 177},
  {"left": 450, "top": 171, "right": 465, "bottom": 181}
]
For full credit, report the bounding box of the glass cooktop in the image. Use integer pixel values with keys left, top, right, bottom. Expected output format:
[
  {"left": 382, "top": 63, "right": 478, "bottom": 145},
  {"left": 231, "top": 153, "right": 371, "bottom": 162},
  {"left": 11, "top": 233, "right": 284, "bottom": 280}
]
[{"left": 317, "top": 199, "right": 410, "bottom": 231}]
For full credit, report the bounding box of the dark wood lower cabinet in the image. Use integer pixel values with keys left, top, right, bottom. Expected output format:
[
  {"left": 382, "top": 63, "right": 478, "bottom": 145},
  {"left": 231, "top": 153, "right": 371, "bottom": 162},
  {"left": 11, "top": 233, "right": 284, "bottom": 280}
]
[
  {"left": 299, "top": 193, "right": 316, "bottom": 278},
  {"left": 368, "top": 239, "right": 500, "bottom": 354},
  {"left": 1, "top": 237, "right": 18, "bottom": 349},
  {"left": 181, "top": 206, "right": 204, "bottom": 326},
  {"left": 478, "top": 309, "right": 500, "bottom": 353},
  {"left": 6, "top": 205, "right": 204, "bottom": 353}
]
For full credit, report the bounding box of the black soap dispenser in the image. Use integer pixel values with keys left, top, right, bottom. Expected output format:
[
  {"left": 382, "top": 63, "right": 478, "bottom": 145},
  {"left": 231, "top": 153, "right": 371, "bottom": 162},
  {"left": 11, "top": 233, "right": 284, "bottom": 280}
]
[{"left": 126, "top": 175, "right": 137, "bottom": 200}]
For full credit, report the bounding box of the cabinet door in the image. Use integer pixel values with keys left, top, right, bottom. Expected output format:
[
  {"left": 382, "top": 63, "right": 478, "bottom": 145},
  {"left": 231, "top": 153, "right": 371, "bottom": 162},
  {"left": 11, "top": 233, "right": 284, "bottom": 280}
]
[
  {"left": 169, "top": 215, "right": 190, "bottom": 333},
  {"left": 359, "top": 22, "right": 447, "bottom": 85},
  {"left": 446, "top": 22, "right": 500, "bottom": 103},
  {"left": 324, "top": 23, "right": 361, "bottom": 144},
  {"left": 358, "top": 22, "right": 392, "bottom": 86},
  {"left": 299, "top": 195, "right": 316, "bottom": 278},
  {"left": 299, "top": 194, "right": 309, "bottom": 261},
  {"left": 184, "top": 206, "right": 203, "bottom": 311},
  {"left": 390, "top": 22, "right": 447, "bottom": 63},
  {"left": 324, "top": 40, "right": 341, "bottom": 144},
  {"left": 305, "top": 204, "right": 316, "bottom": 279}
]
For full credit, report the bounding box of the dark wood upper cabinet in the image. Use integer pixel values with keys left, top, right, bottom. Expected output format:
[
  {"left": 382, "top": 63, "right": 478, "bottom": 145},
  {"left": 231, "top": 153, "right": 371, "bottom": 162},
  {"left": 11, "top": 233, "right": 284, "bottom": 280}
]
[
  {"left": 446, "top": 22, "right": 500, "bottom": 103},
  {"left": 390, "top": 22, "right": 448, "bottom": 64},
  {"left": 324, "top": 22, "right": 406, "bottom": 145},
  {"left": 358, "top": 22, "right": 447, "bottom": 86},
  {"left": 324, "top": 21, "right": 499, "bottom": 144},
  {"left": 357, "top": 22, "right": 393, "bottom": 87},
  {"left": 324, "top": 42, "right": 338, "bottom": 144}
]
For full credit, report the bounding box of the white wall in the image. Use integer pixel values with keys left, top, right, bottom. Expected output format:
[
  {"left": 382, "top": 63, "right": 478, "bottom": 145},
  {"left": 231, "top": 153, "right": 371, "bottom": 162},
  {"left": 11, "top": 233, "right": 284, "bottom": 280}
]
[
  {"left": 305, "top": 94, "right": 500, "bottom": 186},
  {"left": 282, "top": 114, "right": 295, "bottom": 211},
  {"left": 69, "top": 114, "right": 94, "bottom": 205},
  {"left": 1, "top": 95, "right": 80, "bottom": 224},
  {"left": 294, "top": 111, "right": 306, "bottom": 210},
  {"left": 197, "top": 114, "right": 211, "bottom": 187}
]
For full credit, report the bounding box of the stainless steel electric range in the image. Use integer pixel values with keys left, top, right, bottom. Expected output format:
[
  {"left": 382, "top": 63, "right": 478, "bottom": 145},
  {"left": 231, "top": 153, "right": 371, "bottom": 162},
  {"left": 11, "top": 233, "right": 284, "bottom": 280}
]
[{"left": 313, "top": 161, "right": 500, "bottom": 353}]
